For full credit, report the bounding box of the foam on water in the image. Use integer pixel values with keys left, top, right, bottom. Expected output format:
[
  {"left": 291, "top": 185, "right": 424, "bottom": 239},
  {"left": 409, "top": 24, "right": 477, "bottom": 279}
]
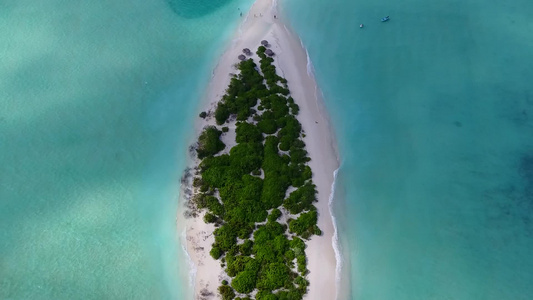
[
  {"left": 329, "top": 168, "right": 342, "bottom": 300},
  {"left": 181, "top": 227, "right": 197, "bottom": 289}
]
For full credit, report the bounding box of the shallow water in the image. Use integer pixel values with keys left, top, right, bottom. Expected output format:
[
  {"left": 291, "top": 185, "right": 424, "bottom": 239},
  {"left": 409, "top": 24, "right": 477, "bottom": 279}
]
[
  {"left": 0, "top": 0, "right": 252, "bottom": 298},
  {"left": 283, "top": 0, "right": 533, "bottom": 299}
]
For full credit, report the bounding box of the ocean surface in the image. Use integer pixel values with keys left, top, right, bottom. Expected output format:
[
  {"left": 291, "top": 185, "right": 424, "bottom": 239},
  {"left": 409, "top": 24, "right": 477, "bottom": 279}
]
[
  {"left": 0, "top": 0, "right": 252, "bottom": 298},
  {"left": 3, "top": 0, "right": 533, "bottom": 299},
  {"left": 283, "top": 0, "right": 533, "bottom": 299}
]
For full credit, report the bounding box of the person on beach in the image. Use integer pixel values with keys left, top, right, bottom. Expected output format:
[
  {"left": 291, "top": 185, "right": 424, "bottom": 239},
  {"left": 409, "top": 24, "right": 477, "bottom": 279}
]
[{"left": 240, "top": 12, "right": 242, "bottom": 17}]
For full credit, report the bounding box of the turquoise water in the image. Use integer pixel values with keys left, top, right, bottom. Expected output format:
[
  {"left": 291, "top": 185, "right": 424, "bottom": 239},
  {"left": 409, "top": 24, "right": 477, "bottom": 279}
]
[
  {"left": 0, "top": 0, "right": 251, "bottom": 298},
  {"left": 284, "top": 0, "right": 533, "bottom": 299},
  {"left": 3, "top": 0, "right": 533, "bottom": 299}
]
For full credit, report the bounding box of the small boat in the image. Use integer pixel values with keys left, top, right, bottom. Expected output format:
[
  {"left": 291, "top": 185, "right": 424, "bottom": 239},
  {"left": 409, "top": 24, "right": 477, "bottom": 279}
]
[
  {"left": 381, "top": 16, "right": 390, "bottom": 22},
  {"left": 360, "top": 24, "right": 364, "bottom": 28}
]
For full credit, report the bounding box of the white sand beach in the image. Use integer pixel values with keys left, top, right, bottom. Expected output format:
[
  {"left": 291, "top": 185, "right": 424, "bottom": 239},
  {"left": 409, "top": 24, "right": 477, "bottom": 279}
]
[{"left": 180, "top": 0, "right": 340, "bottom": 299}]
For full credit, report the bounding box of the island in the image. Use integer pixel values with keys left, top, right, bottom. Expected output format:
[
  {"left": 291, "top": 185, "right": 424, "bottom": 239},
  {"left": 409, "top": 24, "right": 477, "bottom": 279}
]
[
  {"left": 189, "top": 44, "right": 319, "bottom": 300},
  {"left": 180, "top": 1, "right": 339, "bottom": 299}
]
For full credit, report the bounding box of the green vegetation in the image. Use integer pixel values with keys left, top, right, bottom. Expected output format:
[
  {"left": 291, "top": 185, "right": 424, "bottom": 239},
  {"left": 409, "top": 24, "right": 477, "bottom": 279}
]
[
  {"left": 197, "top": 126, "right": 225, "bottom": 159},
  {"left": 192, "top": 46, "right": 319, "bottom": 300},
  {"left": 219, "top": 285, "right": 236, "bottom": 300}
]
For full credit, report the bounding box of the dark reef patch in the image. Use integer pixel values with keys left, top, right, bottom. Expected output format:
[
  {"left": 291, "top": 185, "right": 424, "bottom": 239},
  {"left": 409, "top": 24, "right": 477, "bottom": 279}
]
[{"left": 166, "top": 0, "right": 233, "bottom": 19}]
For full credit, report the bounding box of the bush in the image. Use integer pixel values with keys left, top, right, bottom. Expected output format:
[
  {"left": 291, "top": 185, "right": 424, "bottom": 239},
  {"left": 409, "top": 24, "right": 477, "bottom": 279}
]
[
  {"left": 218, "top": 285, "right": 236, "bottom": 300},
  {"left": 268, "top": 208, "right": 282, "bottom": 222},
  {"left": 283, "top": 182, "right": 317, "bottom": 214},
  {"left": 204, "top": 213, "right": 218, "bottom": 223},
  {"left": 222, "top": 126, "right": 229, "bottom": 132},
  {"left": 210, "top": 246, "right": 222, "bottom": 259},
  {"left": 285, "top": 250, "right": 295, "bottom": 261},
  {"left": 214, "top": 225, "right": 238, "bottom": 251},
  {"left": 295, "top": 276, "right": 308, "bottom": 288},
  {"left": 289, "top": 211, "right": 318, "bottom": 239},
  {"left": 296, "top": 255, "right": 306, "bottom": 274},
  {"left": 236, "top": 122, "right": 263, "bottom": 143},
  {"left": 199, "top": 111, "right": 207, "bottom": 118},
  {"left": 257, "top": 119, "right": 278, "bottom": 134},
  {"left": 215, "top": 104, "right": 231, "bottom": 125},
  {"left": 290, "top": 237, "right": 305, "bottom": 255},
  {"left": 232, "top": 270, "right": 257, "bottom": 294},
  {"left": 256, "top": 262, "right": 291, "bottom": 291},
  {"left": 227, "top": 255, "right": 254, "bottom": 277},
  {"left": 197, "top": 126, "right": 225, "bottom": 159},
  {"left": 239, "top": 239, "right": 253, "bottom": 256},
  {"left": 206, "top": 196, "right": 225, "bottom": 217},
  {"left": 289, "top": 103, "right": 299, "bottom": 115}
]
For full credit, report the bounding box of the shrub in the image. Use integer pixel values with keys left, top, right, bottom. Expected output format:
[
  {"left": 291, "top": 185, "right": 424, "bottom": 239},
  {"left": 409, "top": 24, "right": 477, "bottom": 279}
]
[
  {"left": 295, "top": 276, "right": 308, "bottom": 287},
  {"left": 206, "top": 196, "right": 225, "bottom": 217},
  {"left": 289, "top": 211, "right": 318, "bottom": 239},
  {"left": 214, "top": 225, "right": 238, "bottom": 251},
  {"left": 210, "top": 246, "right": 222, "bottom": 259},
  {"left": 239, "top": 239, "right": 253, "bottom": 256},
  {"left": 197, "top": 126, "right": 225, "bottom": 159},
  {"left": 204, "top": 213, "right": 217, "bottom": 223},
  {"left": 285, "top": 250, "right": 295, "bottom": 261},
  {"left": 257, "top": 119, "right": 278, "bottom": 134},
  {"left": 256, "top": 262, "right": 291, "bottom": 291},
  {"left": 289, "top": 103, "right": 299, "bottom": 115},
  {"left": 283, "top": 182, "right": 317, "bottom": 214},
  {"left": 222, "top": 126, "right": 229, "bottom": 132},
  {"left": 199, "top": 111, "right": 207, "bottom": 118},
  {"left": 232, "top": 270, "right": 257, "bottom": 294},
  {"left": 227, "top": 255, "right": 254, "bottom": 277},
  {"left": 268, "top": 208, "right": 282, "bottom": 222},
  {"left": 236, "top": 122, "right": 263, "bottom": 143},
  {"left": 290, "top": 237, "right": 305, "bottom": 255},
  {"left": 215, "top": 104, "right": 231, "bottom": 125},
  {"left": 218, "top": 285, "right": 236, "bottom": 300}
]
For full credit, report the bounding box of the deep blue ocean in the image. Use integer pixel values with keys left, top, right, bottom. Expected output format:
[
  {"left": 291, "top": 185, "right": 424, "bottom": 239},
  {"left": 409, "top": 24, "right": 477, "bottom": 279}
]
[{"left": 1, "top": 0, "right": 532, "bottom": 299}]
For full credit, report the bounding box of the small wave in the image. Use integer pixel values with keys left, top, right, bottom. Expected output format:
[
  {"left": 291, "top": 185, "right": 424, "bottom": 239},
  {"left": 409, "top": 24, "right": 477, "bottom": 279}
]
[
  {"left": 181, "top": 227, "right": 197, "bottom": 290},
  {"left": 329, "top": 168, "right": 341, "bottom": 300},
  {"left": 302, "top": 43, "right": 315, "bottom": 78},
  {"left": 271, "top": 0, "right": 278, "bottom": 13}
]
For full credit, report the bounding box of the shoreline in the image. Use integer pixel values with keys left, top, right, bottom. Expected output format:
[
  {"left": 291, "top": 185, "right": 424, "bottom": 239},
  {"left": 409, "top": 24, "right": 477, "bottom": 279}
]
[{"left": 179, "top": 0, "right": 340, "bottom": 299}]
